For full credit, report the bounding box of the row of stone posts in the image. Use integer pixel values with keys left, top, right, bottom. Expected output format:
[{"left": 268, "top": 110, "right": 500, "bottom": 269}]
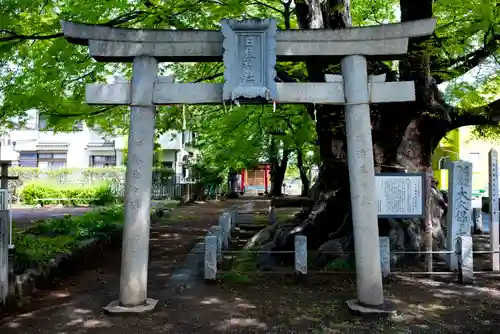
[{"left": 204, "top": 204, "right": 308, "bottom": 280}]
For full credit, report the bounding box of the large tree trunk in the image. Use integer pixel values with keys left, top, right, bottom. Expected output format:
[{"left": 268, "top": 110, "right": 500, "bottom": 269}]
[
  {"left": 297, "top": 149, "right": 310, "bottom": 197},
  {"left": 269, "top": 138, "right": 291, "bottom": 196},
  {"left": 252, "top": 0, "right": 451, "bottom": 270}
]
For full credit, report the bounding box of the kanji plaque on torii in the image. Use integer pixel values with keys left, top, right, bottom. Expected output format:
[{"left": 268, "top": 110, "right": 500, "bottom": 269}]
[{"left": 221, "top": 19, "right": 277, "bottom": 102}]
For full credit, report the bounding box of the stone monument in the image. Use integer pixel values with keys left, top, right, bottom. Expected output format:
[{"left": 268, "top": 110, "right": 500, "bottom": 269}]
[
  {"left": 489, "top": 149, "right": 499, "bottom": 271},
  {"left": 446, "top": 160, "right": 473, "bottom": 271}
]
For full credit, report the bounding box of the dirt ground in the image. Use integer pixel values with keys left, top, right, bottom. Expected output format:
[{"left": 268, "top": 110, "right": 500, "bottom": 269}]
[{"left": 2, "top": 198, "right": 500, "bottom": 333}]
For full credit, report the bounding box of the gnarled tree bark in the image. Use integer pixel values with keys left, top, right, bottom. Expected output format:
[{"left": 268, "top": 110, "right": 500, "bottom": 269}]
[
  {"left": 252, "top": 0, "right": 500, "bottom": 270},
  {"left": 296, "top": 149, "right": 310, "bottom": 197}
]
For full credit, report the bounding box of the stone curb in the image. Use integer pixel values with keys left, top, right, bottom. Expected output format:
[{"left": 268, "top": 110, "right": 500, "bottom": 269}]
[
  {"left": 1, "top": 203, "right": 174, "bottom": 310},
  {"left": 3, "top": 228, "right": 122, "bottom": 309}
]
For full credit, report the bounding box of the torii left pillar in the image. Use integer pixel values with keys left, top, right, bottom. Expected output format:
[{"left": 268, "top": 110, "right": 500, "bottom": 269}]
[{"left": 103, "top": 56, "right": 159, "bottom": 314}]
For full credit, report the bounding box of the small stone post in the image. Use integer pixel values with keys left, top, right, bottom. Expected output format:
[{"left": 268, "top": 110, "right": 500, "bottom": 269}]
[
  {"left": 294, "top": 235, "right": 307, "bottom": 278},
  {"left": 457, "top": 236, "right": 473, "bottom": 284},
  {"left": 104, "top": 56, "right": 159, "bottom": 314},
  {"left": 204, "top": 235, "right": 217, "bottom": 281},
  {"left": 379, "top": 237, "right": 391, "bottom": 278},
  {"left": 489, "top": 149, "right": 499, "bottom": 271},
  {"left": 229, "top": 207, "right": 237, "bottom": 230},
  {"left": 341, "top": 55, "right": 384, "bottom": 308},
  {"left": 219, "top": 213, "right": 231, "bottom": 248},
  {"left": 268, "top": 205, "right": 276, "bottom": 225},
  {"left": 226, "top": 210, "right": 233, "bottom": 231},
  {"left": 208, "top": 226, "right": 223, "bottom": 263}
]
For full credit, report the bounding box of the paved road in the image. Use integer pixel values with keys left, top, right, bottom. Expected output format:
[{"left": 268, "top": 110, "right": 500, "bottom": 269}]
[
  {"left": 11, "top": 206, "right": 92, "bottom": 226},
  {"left": 10, "top": 200, "right": 171, "bottom": 227}
]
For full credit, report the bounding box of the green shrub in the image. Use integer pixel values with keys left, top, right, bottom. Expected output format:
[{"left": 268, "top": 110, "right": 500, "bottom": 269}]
[
  {"left": 8, "top": 167, "right": 174, "bottom": 203},
  {"left": 12, "top": 206, "right": 124, "bottom": 271},
  {"left": 26, "top": 206, "right": 124, "bottom": 239},
  {"left": 13, "top": 235, "right": 77, "bottom": 267},
  {"left": 20, "top": 181, "right": 117, "bottom": 206}
]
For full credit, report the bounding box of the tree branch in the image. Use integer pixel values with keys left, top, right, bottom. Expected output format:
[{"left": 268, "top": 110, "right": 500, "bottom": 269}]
[
  {"left": 431, "top": 29, "right": 500, "bottom": 83},
  {"left": 0, "top": 30, "right": 63, "bottom": 42},
  {"left": 448, "top": 99, "right": 500, "bottom": 130},
  {"left": 43, "top": 107, "right": 117, "bottom": 118},
  {"left": 0, "top": 10, "right": 149, "bottom": 43},
  {"left": 250, "top": 1, "right": 284, "bottom": 14}
]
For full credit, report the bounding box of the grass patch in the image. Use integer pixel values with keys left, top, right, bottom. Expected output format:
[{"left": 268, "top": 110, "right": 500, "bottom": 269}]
[
  {"left": 276, "top": 209, "right": 299, "bottom": 222},
  {"left": 252, "top": 208, "right": 301, "bottom": 225},
  {"left": 12, "top": 205, "right": 124, "bottom": 272},
  {"left": 324, "top": 258, "right": 355, "bottom": 271},
  {"left": 221, "top": 249, "right": 259, "bottom": 283},
  {"left": 153, "top": 200, "right": 179, "bottom": 211}
]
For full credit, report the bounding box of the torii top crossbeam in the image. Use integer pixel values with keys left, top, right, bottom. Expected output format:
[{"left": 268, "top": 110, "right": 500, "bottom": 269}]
[
  {"left": 61, "top": 19, "right": 436, "bottom": 62},
  {"left": 60, "top": 18, "right": 436, "bottom": 106}
]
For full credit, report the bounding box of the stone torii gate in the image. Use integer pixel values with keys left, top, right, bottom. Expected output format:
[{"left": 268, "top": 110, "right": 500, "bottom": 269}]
[{"left": 61, "top": 18, "right": 436, "bottom": 315}]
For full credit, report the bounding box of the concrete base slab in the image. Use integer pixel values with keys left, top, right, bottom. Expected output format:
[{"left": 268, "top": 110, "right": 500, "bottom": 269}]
[
  {"left": 102, "top": 298, "right": 158, "bottom": 315},
  {"left": 346, "top": 299, "right": 397, "bottom": 316}
]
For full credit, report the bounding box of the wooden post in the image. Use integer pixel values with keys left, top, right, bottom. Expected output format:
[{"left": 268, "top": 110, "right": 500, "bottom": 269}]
[
  {"left": 425, "top": 172, "right": 434, "bottom": 274},
  {"left": 0, "top": 210, "right": 8, "bottom": 306}
]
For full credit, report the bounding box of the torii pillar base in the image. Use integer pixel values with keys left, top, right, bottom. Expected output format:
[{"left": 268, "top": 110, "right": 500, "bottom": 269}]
[
  {"left": 346, "top": 299, "right": 397, "bottom": 317},
  {"left": 103, "top": 298, "right": 158, "bottom": 315}
]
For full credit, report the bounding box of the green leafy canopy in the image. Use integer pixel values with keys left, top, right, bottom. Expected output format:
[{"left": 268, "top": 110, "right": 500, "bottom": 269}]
[{"left": 1, "top": 0, "right": 500, "bottom": 168}]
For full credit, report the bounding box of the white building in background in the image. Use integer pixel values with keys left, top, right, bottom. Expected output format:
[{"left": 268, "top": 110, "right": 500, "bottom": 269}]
[{"left": 0, "top": 110, "right": 196, "bottom": 177}]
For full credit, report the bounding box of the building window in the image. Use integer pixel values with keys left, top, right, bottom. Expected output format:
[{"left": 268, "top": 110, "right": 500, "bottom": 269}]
[
  {"left": 37, "top": 152, "right": 67, "bottom": 170},
  {"left": 19, "top": 152, "right": 38, "bottom": 167},
  {"left": 38, "top": 113, "right": 48, "bottom": 130},
  {"left": 90, "top": 155, "right": 116, "bottom": 167},
  {"left": 161, "top": 161, "right": 173, "bottom": 169}
]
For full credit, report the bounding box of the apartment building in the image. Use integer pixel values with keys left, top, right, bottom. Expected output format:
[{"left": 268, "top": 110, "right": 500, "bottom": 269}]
[{"left": 0, "top": 110, "right": 196, "bottom": 177}]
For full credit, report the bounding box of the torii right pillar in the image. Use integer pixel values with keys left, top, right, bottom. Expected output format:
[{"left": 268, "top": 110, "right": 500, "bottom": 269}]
[{"left": 338, "top": 21, "right": 435, "bottom": 314}]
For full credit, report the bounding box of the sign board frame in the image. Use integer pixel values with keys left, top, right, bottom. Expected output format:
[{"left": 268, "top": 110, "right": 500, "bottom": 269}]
[
  {"left": 220, "top": 18, "right": 277, "bottom": 102},
  {"left": 375, "top": 172, "right": 426, "bottom": 218}
]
